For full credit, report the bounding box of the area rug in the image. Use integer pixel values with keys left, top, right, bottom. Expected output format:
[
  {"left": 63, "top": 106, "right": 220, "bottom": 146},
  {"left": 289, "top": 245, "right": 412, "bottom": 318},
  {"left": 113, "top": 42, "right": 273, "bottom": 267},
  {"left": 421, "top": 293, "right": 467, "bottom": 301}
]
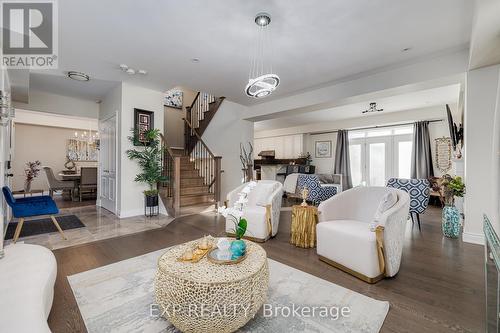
[
  {"left": 5, "top": 215, "right": 84, "bottom": 240},
  {"left": 68, "top": 249, "right": 389, "bottom": 333}
]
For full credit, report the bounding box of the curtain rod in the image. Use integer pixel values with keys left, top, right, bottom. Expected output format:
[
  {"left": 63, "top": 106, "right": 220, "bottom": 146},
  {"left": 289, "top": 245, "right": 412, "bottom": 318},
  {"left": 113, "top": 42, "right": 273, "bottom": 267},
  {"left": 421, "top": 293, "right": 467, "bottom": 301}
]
[{"left": 309, "top": 118, "right": 444, "bottom": 136}]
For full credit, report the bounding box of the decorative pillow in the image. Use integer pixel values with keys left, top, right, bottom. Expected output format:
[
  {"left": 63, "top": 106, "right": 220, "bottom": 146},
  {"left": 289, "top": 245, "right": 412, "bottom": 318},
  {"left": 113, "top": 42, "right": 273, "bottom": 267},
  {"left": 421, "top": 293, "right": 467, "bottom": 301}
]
[
  {"left": 317, "top": 174, "right": 334, "bottom": 184},
  {"left": 372, "top": 191, "right": 398, "bottom": 227},
  {"left": 255, "top": 183, "right": 276, "bottom": 207}
]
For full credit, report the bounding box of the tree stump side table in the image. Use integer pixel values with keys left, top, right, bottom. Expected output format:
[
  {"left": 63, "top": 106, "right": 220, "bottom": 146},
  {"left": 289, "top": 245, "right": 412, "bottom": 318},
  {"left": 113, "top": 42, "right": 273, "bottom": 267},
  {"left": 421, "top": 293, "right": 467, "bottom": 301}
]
[
  {"left": 154, "top": 238, "right": 269, "bottom": 333},
  {"left": 290, "top": 205, "right": 319, "bottom": 248}
]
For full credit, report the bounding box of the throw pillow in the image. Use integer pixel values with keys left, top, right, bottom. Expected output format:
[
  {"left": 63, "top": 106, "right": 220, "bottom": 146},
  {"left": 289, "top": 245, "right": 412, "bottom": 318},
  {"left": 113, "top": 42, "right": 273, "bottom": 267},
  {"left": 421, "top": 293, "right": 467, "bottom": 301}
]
[{"left": 371, "top": 191, "right": 398, "bottom": 230}]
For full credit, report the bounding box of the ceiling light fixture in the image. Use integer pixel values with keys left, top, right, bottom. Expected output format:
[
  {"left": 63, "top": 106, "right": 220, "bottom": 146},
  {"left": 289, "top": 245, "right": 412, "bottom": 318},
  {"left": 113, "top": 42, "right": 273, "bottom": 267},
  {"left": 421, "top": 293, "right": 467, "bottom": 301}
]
[
  {"left": 67, "top": 71, "right": 90, "bottom": 81},
  {"left": 362, "top": 102, "right": 384, "bottom": 114},
  {"left": 190, "top": 58, "right": 200, "bottom": 63},
  {"left": 119, "top": 64, "right": 147, "bottom": 76},
  {"left": 245, "top": 12, "right": 280, "bottom": 99}
]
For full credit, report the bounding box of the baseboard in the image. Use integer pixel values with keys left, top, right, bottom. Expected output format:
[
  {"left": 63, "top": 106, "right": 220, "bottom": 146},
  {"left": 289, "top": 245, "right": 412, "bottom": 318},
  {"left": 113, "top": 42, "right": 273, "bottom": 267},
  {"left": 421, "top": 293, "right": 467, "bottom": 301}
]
[{"left": 462, "top": 232, "right": 485, "bottom": 245}]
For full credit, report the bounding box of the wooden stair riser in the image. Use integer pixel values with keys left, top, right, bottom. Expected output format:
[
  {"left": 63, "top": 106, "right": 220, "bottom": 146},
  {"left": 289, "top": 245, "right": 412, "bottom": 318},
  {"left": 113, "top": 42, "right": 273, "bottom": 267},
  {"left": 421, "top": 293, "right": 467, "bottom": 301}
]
[
  {"left": 180, "top": 185, "right": 210, "bottom": 196},
  {"left": 180, "top": 177, "right": 205, "bottom": 186},
  {"left": 180, "top": 170, "right": 200, "bottom": 178},
  {"left": 180, "top": 193, "right": 214, "bottom": 206}
]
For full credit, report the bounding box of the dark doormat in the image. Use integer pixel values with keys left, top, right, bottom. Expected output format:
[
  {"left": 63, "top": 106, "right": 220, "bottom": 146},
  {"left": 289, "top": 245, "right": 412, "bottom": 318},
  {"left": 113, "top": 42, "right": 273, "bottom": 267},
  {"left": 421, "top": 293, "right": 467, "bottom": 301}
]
[{"left": 5, "top": 215, "right": 85, "bottom": 240}]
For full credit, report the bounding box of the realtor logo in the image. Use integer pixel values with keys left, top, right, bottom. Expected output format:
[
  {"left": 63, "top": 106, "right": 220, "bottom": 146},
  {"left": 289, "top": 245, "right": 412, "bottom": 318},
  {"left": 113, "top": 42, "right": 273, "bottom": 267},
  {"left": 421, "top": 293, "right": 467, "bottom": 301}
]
[{"left": 1, "top": 0, "right": 58, "bottom": 68}]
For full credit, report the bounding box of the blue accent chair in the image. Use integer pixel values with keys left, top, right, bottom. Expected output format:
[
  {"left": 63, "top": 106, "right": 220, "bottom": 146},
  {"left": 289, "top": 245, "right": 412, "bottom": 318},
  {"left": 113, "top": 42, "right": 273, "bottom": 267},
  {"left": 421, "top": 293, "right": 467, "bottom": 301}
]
[
  {"left": 2, "top": 186, "right": 66, "bottom": 243},
  {"left": 297, "top": 174, "right": 337, "bottom": 205},
  {"left": 386, "top": 178, "right": 430, "bottom": 230}
]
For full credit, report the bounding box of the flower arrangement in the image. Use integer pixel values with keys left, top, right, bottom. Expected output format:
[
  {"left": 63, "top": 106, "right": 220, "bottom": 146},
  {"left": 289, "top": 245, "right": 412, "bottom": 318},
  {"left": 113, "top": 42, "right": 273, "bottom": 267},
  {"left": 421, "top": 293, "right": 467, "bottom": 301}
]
[
  {"left": 441, "top": 174, "right": 465, "bottom": 205},
  {"left": 24, "top": 160, "right": 41, "bottom": 192},
  {"left": 218, "top": 181, "right": 257, "bottom": 259}
]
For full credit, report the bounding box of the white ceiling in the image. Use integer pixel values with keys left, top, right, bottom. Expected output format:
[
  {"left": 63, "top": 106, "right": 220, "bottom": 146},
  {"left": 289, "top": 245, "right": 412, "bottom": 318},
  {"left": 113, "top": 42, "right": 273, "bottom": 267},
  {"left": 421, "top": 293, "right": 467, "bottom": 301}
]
[
  {"left": 29, "top": 0, "right": 473, "bottom": 104},
  {"left": 254, "top": 84, "right": 460, "bottom": 131}
]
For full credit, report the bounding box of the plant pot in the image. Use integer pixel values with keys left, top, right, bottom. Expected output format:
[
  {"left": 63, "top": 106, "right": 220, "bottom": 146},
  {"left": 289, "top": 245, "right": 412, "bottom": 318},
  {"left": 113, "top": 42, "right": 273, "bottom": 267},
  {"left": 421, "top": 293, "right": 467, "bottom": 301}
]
[
  {"left": 442, "top": 204, "right": 461, "bottom": 238},
  {"left": 144, "top": 193, "right": 159, "bottom": 217},
  {"left": 230, "top": 239, "right": 246, "bottom": 259},
  {"left": 24, "top": 180, "right": 32, "bottom": 193},
  {"left": 145, "top": 194, "right": 159, "bottom": 207}
]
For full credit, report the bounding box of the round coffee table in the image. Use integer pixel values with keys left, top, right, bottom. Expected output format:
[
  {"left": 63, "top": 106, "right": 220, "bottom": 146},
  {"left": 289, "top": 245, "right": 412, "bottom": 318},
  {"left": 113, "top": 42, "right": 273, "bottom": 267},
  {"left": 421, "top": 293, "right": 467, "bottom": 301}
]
[{"left": 154, "top": 238, "right": 269, "bottom": 333}]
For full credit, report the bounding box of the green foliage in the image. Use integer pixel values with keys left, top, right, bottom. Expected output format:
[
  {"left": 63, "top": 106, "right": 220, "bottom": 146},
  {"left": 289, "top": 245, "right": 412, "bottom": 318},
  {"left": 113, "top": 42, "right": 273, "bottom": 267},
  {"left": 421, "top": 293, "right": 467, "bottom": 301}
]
[
  {"left": 126, "top": 128, "right": 167, "bottom": 193},
  {"left": 442, "top": 175, "right": 465, "bottom": 198},
  {"left": 235, "top": 218, "right": 247, "bottom": 240}
]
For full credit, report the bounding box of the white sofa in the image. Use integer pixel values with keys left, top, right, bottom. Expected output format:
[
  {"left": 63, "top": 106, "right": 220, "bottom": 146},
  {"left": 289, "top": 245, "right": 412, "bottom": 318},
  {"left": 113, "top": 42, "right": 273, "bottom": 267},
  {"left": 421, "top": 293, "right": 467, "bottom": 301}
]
[
  {"left": 225, "top": 180, "right": 283, "bottom": 242},
  {"left": 317, "top": 186, "right": 410, "bottom": 283},
  {"left": 0, "top": 243, "right": 57, "bottom": 332}
]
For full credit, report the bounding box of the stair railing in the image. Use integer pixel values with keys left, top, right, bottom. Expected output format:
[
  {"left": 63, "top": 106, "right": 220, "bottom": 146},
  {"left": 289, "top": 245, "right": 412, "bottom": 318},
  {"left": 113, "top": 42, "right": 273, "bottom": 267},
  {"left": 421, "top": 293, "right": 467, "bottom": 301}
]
[
  {"left": 186, "top": 92, "right": 216, "bottom": 136},
  {"left": 159, "top": 133, "right": 181, "bottom": 216},
  {"left": 183, "top": 118, "right": 222, "bottom": 203}
]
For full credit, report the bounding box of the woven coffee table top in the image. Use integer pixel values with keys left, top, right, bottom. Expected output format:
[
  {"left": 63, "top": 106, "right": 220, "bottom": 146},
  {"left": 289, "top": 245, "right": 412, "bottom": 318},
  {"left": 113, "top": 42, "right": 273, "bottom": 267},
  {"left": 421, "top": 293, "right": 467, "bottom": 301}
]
[{"left": 157, "top": 237, "right": 267, "bottom": 284}]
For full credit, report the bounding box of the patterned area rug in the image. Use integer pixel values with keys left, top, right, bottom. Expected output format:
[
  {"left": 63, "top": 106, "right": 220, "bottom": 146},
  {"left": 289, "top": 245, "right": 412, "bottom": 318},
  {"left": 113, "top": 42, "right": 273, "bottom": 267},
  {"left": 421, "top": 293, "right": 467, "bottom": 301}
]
[
  {"left": 68, "top": 249, "right": 389, "bottom": 333},
  {"left": 5, "top": 215, "right": 84, "bottom": 240}
]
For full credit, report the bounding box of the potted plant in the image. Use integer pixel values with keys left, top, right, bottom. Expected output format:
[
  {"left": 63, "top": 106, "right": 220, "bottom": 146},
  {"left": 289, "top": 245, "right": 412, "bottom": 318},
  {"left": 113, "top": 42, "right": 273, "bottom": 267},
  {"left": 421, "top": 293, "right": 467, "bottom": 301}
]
[
  {"left": 24, "top": 160, "right": 41, "bottom": 193},
  {"left": 126, "top": 128, "right": 167, "bottom": 216},
  {"left": 218, "top": 181, "right": 257, "bottom": 259},
  {"left": 441, "top": 174, "right": 466, "bottom": 238}
]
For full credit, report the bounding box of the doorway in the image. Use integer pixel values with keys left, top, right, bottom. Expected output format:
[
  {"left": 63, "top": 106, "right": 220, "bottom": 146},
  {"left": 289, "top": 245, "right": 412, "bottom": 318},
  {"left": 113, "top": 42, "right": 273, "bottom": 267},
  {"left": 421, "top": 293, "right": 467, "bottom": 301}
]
[{"left": 98, "top": 114, "right": 117, "bottom": 214}]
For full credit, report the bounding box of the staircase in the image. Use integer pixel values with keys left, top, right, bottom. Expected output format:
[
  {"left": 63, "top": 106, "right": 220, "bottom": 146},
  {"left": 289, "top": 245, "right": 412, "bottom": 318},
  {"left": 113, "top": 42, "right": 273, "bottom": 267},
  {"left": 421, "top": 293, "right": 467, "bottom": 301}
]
[{"left": 159, "top": 91, "right": 224, "bottom": 216}]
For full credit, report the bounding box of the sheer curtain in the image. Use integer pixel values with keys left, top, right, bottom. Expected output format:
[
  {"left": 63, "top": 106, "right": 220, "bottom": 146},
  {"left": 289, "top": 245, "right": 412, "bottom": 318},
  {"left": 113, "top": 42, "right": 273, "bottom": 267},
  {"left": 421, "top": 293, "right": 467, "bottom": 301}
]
[
  {"left": 334, "top": 129, "right": 353, "bottom": 190},
  {"left": 411, "top": 121, "right": 434, "bottom": 179}
]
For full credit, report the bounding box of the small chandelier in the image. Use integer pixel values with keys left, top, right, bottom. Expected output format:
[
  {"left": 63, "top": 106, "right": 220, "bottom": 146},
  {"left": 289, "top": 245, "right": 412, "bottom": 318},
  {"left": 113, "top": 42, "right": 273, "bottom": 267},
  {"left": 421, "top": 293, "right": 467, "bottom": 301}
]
[{"left": 245, "top": 12, "right": 280, "bottom": 99}]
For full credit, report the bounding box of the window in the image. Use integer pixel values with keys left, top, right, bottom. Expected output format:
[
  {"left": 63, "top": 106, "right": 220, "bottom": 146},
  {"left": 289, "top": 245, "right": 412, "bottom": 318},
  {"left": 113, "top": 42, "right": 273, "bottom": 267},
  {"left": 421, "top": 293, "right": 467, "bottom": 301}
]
[{"left": 349, "top": 126, "right": 413, "bottom": 186}]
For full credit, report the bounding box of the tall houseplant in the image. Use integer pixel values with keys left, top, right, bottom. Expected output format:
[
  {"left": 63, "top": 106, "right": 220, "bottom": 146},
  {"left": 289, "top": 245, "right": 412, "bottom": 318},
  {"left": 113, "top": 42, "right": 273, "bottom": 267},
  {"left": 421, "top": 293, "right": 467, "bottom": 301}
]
[
  {"left": 126, "top": 129, "right": 167, "bottom": 216},
  {"left": 441, "top": 174, "right": 465, "bottom": 238}
]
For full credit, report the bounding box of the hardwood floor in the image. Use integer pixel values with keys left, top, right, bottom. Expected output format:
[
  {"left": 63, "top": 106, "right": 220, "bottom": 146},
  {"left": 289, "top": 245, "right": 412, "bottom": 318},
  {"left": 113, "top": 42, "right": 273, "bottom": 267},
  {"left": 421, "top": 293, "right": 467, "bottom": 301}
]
[{"left": 48, "top": 206, "right": 484, "bottom": 332}]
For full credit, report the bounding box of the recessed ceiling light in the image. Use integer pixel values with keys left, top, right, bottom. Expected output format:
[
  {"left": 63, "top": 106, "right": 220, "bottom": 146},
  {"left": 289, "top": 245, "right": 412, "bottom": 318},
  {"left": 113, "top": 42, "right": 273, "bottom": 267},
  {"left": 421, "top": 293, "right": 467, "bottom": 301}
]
[
  {"left": 138, "top": 69, "right": 147, "bottom": 75},
  {"left": 190, "top": 58, "right": 200, "bottom": 63},
  {"left": 401, "top": 47, "right": 412, "bottom": 52},
  {"left": 67, "top": 71, "right": 90, "bottom": 81},
  {"left": 119, "top": 64, "right": 128, "bottom": 71},
  {"left": 126, "top": 68, "right": 135, "bottom": 75}
]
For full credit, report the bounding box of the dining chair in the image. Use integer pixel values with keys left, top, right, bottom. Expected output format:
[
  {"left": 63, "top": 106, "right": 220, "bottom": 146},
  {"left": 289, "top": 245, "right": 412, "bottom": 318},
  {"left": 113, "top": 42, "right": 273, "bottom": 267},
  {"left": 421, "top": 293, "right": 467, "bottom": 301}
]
[
  {"left": 79, "top": 167, "right": 98, "bottom": 201},
  {"left": 43, "top": 167, "right": 75, "bottom": 198}
]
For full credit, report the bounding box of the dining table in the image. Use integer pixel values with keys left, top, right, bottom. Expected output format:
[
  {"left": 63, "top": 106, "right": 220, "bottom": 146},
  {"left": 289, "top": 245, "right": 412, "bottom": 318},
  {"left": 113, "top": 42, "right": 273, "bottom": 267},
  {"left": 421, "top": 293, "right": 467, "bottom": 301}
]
[{"left": 58, "top": 172, "right": 81, "bottom": 201}]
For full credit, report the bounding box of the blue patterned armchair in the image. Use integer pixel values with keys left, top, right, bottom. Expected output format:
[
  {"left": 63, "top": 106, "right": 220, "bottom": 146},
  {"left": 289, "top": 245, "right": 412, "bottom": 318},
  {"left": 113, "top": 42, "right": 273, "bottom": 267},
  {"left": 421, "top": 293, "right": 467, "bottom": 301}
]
[
  {"left": 386, "top": 178, "right": 430, "bottom": 230},
  {"left": 297, "top": 174, "right": 337, "bottom": 205}
]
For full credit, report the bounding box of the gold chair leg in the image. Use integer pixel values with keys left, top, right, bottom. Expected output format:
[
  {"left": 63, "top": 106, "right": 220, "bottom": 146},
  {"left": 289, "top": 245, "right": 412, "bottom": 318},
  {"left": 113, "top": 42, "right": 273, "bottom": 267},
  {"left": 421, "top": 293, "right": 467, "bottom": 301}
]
[
  {"left": 50, "top": 216, "right": 67, "bottom": 240},
  {"left": 13, "top": 218, "right": 25, "bottom": 243}
]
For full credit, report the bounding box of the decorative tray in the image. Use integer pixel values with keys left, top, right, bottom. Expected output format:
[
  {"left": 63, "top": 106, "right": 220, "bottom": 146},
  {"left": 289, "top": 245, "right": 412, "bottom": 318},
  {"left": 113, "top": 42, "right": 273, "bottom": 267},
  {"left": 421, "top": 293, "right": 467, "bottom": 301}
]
[
  {"left": 177, "top": 244, "right": 213, "bottom": 263},
  {"left": 207, "top": 248, "right": 247, "bottom": 265}
]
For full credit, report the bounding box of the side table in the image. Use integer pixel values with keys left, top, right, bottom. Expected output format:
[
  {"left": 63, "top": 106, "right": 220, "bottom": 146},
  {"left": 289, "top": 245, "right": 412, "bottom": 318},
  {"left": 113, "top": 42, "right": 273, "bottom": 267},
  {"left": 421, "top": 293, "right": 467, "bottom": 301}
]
[{"left": 290, "top": 205, "right": 319, "bottom": 248}]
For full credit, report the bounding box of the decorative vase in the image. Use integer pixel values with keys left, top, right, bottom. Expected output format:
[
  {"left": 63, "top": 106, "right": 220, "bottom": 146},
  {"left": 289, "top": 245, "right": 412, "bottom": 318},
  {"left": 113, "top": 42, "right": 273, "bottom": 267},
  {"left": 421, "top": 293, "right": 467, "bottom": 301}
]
[
  {"left": 24, "top": 180, "right": 32, "bottom": 193},
  {"left": 230, "top": 239, "right": 246, "bottom": 259},
  {"left": 442, "top": 204, "right": 461, "bottom": 238}
]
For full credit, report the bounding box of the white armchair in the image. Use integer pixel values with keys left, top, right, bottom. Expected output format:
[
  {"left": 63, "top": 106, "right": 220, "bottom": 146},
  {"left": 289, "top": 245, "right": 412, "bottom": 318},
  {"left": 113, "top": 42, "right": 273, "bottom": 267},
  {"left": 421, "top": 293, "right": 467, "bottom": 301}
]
[
  {"left": 316, "top": 186, "right": 410, "bottom": 283},
  {"left": 225, "top": 180, "right": 283, "bottom": 242}
]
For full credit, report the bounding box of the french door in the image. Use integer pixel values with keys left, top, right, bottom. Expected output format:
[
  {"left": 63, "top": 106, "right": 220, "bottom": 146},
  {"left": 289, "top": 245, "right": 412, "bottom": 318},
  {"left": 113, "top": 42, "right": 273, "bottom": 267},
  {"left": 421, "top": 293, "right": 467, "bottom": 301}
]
[
  {"left": 349, "top": 133, "right": 412, "bottom": 187},
  {"left": 98, "top": 114, "right": 117, "bottom": 214}
]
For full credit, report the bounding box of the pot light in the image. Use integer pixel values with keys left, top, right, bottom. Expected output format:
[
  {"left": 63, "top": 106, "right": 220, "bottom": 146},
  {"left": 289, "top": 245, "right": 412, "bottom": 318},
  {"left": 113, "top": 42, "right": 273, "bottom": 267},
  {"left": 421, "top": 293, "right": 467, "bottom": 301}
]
[
  {"left": 190, "top": 58, "right": 200, "bottom": 63},
  {"left": 138, "top": 69, "right": 147, "bottom": 75},
  {"left": 67, "top": 71, "right": 90, "bottom": 81},
  {"left": 126, "top": 68, "right": 136, "bottom": 75}
]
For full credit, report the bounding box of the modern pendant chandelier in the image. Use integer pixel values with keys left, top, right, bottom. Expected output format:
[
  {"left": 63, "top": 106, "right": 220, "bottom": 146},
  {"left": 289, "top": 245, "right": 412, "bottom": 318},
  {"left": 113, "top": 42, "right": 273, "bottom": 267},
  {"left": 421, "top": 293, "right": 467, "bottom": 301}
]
[{"left": 245, "top": 12, "right": 280, "bottom": 99}]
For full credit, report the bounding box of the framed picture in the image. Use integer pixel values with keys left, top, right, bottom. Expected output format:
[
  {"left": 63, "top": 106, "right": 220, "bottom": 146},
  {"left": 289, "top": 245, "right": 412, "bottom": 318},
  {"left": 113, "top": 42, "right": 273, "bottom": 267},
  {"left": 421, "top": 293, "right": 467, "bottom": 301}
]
[
  {"left": 134, "top": 108, "right": 154, "bottom": 146},
  {"left": 315, "top": 141, "right": 332, "bottom": 158},
  {"left": 164, "top": 89, "right": 183, "bottom": 109}
]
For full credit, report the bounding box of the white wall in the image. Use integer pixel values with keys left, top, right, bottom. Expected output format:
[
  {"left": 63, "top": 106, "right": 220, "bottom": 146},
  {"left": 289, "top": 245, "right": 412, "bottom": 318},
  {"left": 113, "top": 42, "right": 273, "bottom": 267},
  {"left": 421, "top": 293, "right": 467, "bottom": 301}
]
[
  {"left": 464, "top": 64, "right": 500, "bottom": 244},
  {"left": 255, "top": 105, "right": 452, "bottom": 176},
  {"left": 13, "top": 89, "right": 99, "bottom": 118},
  {"left": 202, "top": 100, "right": 253, "bottom": 201},
  {"left": 254, "top": 134, "right": 305, "bottom": 159},
  {"left": 118, "top": 83, "right": 165, "bottom": 218},
  {"left": 99, "top": 85, "right": 122, "bottom": 121},
  {"left": 164, "top": 87, "right": 197, "bottom": 148}
]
